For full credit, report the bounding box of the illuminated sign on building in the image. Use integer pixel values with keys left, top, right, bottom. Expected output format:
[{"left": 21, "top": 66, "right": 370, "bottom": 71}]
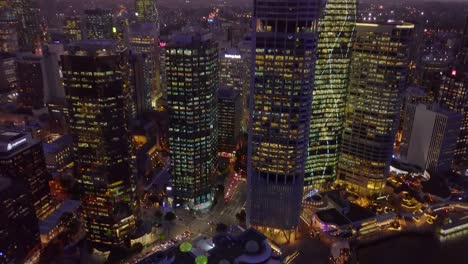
[
  {"left": 0, "top": 132, "right": 29, "bottom": 153},
  {"left": 224, "top": 54, "right": 241, "bottom": 59},
  {"left": 7, "top": 138, "right": 27, "bottom": 151}
]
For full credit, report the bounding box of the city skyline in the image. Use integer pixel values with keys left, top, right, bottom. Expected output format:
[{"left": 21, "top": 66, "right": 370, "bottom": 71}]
[{"left": 0, "top": 0, "right": 467, "bottom": 263}]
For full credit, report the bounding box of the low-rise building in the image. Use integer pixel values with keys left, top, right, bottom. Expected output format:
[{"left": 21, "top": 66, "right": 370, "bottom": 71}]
[
  {"left": 39, "top": 199, "right": 81, "bottom": 244},
  {"left": 43, "top": 134, "right": 73, "bottom": 172},
  {"left": 309, "top": 191, "right": 398, "bottom": 238}
]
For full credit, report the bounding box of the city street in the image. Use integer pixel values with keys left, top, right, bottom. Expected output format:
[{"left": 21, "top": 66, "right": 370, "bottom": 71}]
[
  {"left": 172, "top": 181, "right": 246, "bottom": 236},
  {"left": 131, "top": 177, "right": 246, "bottom": 263}
]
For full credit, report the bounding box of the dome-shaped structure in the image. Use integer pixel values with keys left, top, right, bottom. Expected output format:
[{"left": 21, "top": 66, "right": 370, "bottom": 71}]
[
  {"left": 179, "top": 241, "right": 192, "bottom": 252},
  {"left": 195, "top": 255, "right": 208, "bottom": 264},
  {"left": 244, "top": 240, "right": 260, "bottom": 254}
]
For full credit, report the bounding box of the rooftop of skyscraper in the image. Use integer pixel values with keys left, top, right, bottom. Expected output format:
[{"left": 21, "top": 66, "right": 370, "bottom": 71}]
[
  {"left": 0, "top": 130, "right": 34, "bottom": 156},
  {"left": 65, "top": 39, "right": 121, "bottom": 56},
  {"left": 218, "top": 86, "right": 239, "bottom": 101},
  {"left": 129, "top": 22, "right": 159, "bottom": 36},
  {"left": 168, "top": 26, "right": 212, "bottom": 47}
]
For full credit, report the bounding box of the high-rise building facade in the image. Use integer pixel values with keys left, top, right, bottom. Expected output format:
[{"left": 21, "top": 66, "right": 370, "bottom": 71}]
[
  {"left": 218, "top": 87, "right": 240, "bottom": 154},
  {"left": 460, "top": 15, "right": 468, "bottom": 62},
  {"left": 129, "top": 52, "right": 147, "bottom": 118},
  {"left": 16, "top": 53, "right": 46, "bottom": 112},
  {"left": 12, "top": 0, "right": 44, "bottom": 52},
  {"left": 0, "top": 52, "right": 17, "bottom": 93},
  {"left": 128, "top": 23, "right": 161, "bottom": 111},
  {"left": 42, "top": 44, "right": 65, "bottom": 104},
  {"left": 439, "top": 66, "right": 468, "bottom": 164},
  {"left": 135, "top": 0, "right": 159, "bottom": 30},
  {"left": 247, "top": 0, "right": 321, "bottom": 237},
  {"left": 0, "top": 130, "right": 52, "bottom": 220},
  {"left": 84, "top": 8, "right": 114, "bottom": 40},
  {"left": 0, "top": 8, "right": 18, "bottom": 53},
  {"left": 62, "top": 40, "right": 137, "bottom": 246},
  {"left": 39, "top": 0, "right": 59, "bottom": 30},
  {"left": 166, "top": 29, "right": 218, "bottom": 210},
  {"left": 0, "top": 177, "right": 40, "bottom": 263},
  {"left": 219, "top": 48, "right": 249, "bottom": 130},
  {"left": 304, "top": 0, "right": 357, "bottom": 191},
  {"left": 63, "top": 16, "right": 83, "bottom": 43},
  {"left": 401, "top": 104, "right": 462, "bottom": 176},
  {"left": 336, "top": 22, "right": 414, "bottom": 196}
]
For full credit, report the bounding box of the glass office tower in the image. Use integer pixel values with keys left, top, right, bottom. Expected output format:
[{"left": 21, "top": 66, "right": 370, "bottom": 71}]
[
  {"left": 219, "top": 48, "right": 249, "bottom": 130},
  {"left": 135, "top": 0, "right": 159, "bottom": 30},
  {"left": 128, "top": 23, "right": 161, "bottom": 111},
  {"left": 0, "top": 131, "right": 52, "bottom": 220},
  {"left": 439, "top": 66, "right": 468, "bottom": 164},
  {"left": 304, "top": 0, "right": 357, "bottom": 192},
  {"left": 247, "top": 0, "right": 321, "bottom": 240},
  {"left": 62, "top": 40, "right": 137, "bottom": 246},
  {"left": 337, "top": 22, "right": 414, "bottom": 196},
  {"left": 166, "top": 29, "right": 218, "bottom": 210},
  {"left": 218, "top": 86, "right": 241, "bottom": 154},
  {"left": 63, "top": 16, "right": 83, "bottom": 43},
  {"left": 84, "top": 8, "right": 114, "bottom": 40},
  {"left": 12, "top": 0, "right": 43, "bottom": 52}
]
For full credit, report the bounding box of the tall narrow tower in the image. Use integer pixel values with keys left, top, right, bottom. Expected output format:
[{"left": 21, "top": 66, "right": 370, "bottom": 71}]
[
  {"left": 166, "top": 29, "right": 218, "bottom": 210},
  {"left": 247, "top": 0, "right": 321, "bottom": 239},
  {"left": 337, "top": 22, "right": 414, "bottom": 196},
  {"left": 305, "top": 0, "right": 357, "bottom": 192},
  {"left": 62, "top": 40, "right": 137, "bottom": 246}
]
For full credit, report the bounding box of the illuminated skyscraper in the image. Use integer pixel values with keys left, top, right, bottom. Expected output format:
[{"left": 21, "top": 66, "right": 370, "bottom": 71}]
[
  {"left": 247, "top": 0, "right": 321, "bottom": 239},
  {"left": 135, "top": 0, "right": 159, "bottom": 31},
  {"left": 218, "top": 87, "right": 240, "bottom": 154},
  {"left": 219, "top": 48, "right": 249, "bottom": 130},
  {"left": 337, "top": 22, "right": 414, "bottom": 196},
  {"left": 166, "top": 29, "right": 218, "bottom": 210},
  {"left": 304, "top": 0, "right": 357, "bottom": 191},
  {"left": 84, "top": 8, "right": 114, "bottom": 40},
  {"left": 128, "top": 23, "right": 161, "bottom": 111},
  {"left": 62, "top": 40, "right": 137, "bottom": 246},
  {"left": 0, "top": 130, "right": 52, "bottom": 220},
  {"left": 439, "top": 66, "right": 468, "bottom": 164},
  {"left": 12, "top": 0, "right": 43, "bottom": 52},
  {"left": 63, "top": 16, "right": 83, "bottom": 43},
  {"left": 0, "top": 177, "right": 40, "bottom": 263}
]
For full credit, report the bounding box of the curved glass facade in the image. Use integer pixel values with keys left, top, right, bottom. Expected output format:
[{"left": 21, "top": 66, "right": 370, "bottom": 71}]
[{"left": 305, "top": 0, "right": 357, "bottom": 192}]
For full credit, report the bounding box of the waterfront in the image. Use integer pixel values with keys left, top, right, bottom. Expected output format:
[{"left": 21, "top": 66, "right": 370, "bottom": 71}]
[{"left": 357, "top": 234, "right": 468, "bottom": 264}]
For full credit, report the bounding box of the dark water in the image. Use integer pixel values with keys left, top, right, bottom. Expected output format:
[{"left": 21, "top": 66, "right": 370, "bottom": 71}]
[{"left": 357, "top": 234, "right": 468, "bottom": 264}]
